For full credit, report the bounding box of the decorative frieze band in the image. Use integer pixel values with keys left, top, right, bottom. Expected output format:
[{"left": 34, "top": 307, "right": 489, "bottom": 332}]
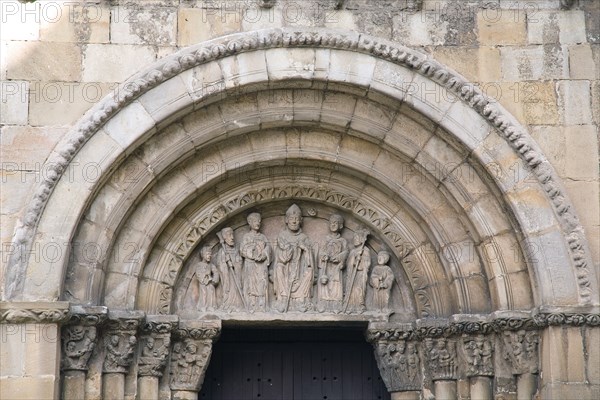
[{"left": 0, "top": 301, "right": 70, "bottom": 324}]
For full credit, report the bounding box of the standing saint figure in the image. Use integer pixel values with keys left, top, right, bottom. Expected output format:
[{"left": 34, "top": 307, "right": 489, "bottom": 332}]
[
  {"left": 344, "top": 228, "right": 371, "bottom": 313},
  {"left": 369, "top": 250, "right": 394, "bottom": 312},
  {"left": 240, "top": 212, "right": 272, "bottom": 312},
  {"left": 215, "top": 227, "right": 244, "bottom": 311},
  {"left": 195, "top": 246, "right": 219, "bottom": 312},
  {"left": 317, "top": 214, "right": 348, "bottom": 313},
  {"left": 273, "top": 204, "right": 314, "bottom": 312}
]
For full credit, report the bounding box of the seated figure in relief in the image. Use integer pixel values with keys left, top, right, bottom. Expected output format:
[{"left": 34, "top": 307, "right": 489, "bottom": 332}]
[
  {"left": 195, "top": 246, "right": 219, "bottom": 312},
  {"left": 317, "top": 214, "right": 348, "bottom": 313},
  {"left": 369, "top": 250, "right": 394, "bottom": 312},
  {"left": 273, "top": 204, "right": 314, "bottom": 312},
  {"left": 240, "top": 212, "right": 272, "bottom": 312}
]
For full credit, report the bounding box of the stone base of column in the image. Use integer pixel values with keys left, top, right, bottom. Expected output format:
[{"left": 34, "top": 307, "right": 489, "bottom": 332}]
[
  {"left": 517, "top": 373, "right": 538, "bottom": 400},
  {"left": 434, "top": 380, "right": 457, "bottom": 400},
  {"left": 62, "top": 370, "right": 86, "bottom": 400},
  {"left": 137, "top": 376, "right": 159, "bottom": 400},
  {"left": 172, "top": 390, "right": 198, "bottom": 400},
  {"left": 103, "top": 372, "right": 125, "bottom": 400},
  {"left": 391, "top": 390, "right": 420, "bottom": 400},
  {"left": 470, "top": 376, "right": 493, "bottom": 400}
]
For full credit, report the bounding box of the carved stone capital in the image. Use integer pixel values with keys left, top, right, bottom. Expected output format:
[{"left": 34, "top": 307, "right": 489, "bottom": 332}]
[
  {"left": 170, "top": 320, "right": 221, "bottom": 392},
  {"left": 367, "top": 323, "right": 422, "bottom": 392},
  {"left": 61, "top": 306, "right": 107, "bottom": 372},
  {"left": 423, "top": 338, "right": 458, "bottom": 381},
  {"left": 0, "top": 301, "right": 70, "bottom": 324},
  {"left": 459, "top": 333, "right": 495, "bottom": 378},
  {"left": 102, "top": 310, "right": 144, "bottom": 374},
  {"left": 502, "top": 330, "right": 539, "bottom": 375},
  {"left": 138, "top": 315, "right": 178, "bottom": 378}
]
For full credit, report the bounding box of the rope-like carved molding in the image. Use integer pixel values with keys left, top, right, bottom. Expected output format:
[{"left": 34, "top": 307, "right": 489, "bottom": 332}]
[
  {"left": 8, "top": 28, "right": 591, "bottom": 303},
  {"left": 0, "top": 301, "right": 71, "bottom": 324},
  {"left": 154, "top": 184, "right": 432, "bottom": 317},
  {"left": 366, "top": 308, "right": 600, "bottom": 342}
]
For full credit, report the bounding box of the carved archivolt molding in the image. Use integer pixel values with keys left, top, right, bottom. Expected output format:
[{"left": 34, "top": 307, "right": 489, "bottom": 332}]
[{"left": 7, "top": 28, "right": 593, "bottom": 306}]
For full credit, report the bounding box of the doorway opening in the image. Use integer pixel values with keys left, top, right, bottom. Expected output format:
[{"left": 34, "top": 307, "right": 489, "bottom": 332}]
[{"left": 199, "top": 326, "right": 390, "bottom": 400}]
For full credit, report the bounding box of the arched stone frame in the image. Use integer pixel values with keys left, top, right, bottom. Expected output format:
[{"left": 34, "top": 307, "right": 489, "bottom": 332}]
[
  {"left": 2, "top": 27, "right": 599, "bottom": 399},
  {"left": 4, "top": 28, "right": 595, "bottom": 308}
]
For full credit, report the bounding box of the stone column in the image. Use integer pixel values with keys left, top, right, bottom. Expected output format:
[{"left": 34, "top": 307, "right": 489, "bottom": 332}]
[
  {"left": 422, "top": 338, "right": 458, "bottom": 400},
  {"left": 169, "top": 320, "right": 221, "bottom": 399},
  {"left": 366, "top": 323, "right": 422, "bottom": 398},
  {"left": 502, "top": 330, "right": 540, "bottom": 400},
  {"left": 137, "top": 315, "right": 178, "bottom": 400},
  {"left": 60, "top": 306, "right": 107, "bottom": 400},
  {"left": 460, "top": 333, "right": 495, "bottom": 400},
  {"left": 101, "top": 310, "right": 144, "bottom": 400}
]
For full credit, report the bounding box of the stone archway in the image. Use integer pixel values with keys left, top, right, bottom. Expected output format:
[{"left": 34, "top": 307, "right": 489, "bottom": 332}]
[{"left": 2, "top": 28, "right": 598, "bottom": 400}]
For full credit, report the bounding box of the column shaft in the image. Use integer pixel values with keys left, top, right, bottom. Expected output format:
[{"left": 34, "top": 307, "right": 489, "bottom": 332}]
[
  {"left": 102, "top": 372, "right": 125, "bottom": 400},
  {"left": 517, "top": 373, "right": 537, "bottom": 400},
  {"left": 470, "top": 376, "right": 493, "bottom": 400},
  {"left": 62, "top": 370, "right": 86, "bottom": 400},
  {"left": 434, "top": 380, "right": 457, "bottom": 400},
  {"left": 391, "top": 391, "right": 420, "bottom": 400},
  {"left": 138, "top": 376, "right": 159, "bottom": 400}
]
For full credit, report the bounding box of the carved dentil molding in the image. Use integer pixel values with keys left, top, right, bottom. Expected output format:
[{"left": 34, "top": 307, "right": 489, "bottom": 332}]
[{"left": 7, "top": 28, "right": 592, "bottom": 305}]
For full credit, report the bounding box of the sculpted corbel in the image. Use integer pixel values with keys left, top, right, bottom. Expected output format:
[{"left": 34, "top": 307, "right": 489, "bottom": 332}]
[
  {"left": 169, "top": 320, "right": 221, "bottom": 394},
  {"left": 61, "top": 306, "right": 108, "bottom": 372},
  {"left": 138, "top": 315, "right": 178, "bottom": 378},
  {"left": 102, "top": 310, "right": 144, "bottom": 374}
]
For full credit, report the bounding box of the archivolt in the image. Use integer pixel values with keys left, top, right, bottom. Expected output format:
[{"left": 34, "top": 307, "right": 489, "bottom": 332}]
[{"left": 4, "top": 28, "right": 596, "bottom": 310}]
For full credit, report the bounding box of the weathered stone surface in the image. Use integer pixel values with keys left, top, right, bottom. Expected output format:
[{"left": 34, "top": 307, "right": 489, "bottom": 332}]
[
  {"left": 0, "top": 81, "right": 29, "bottom": 125},
  {"left": 478, "top": 9, "right": 526, "bottom": 45},
  {"left": 40, "top": 3, "right": 110, "bottom": 43},
  {"left": 82, "top": 44, "right": 156, "bottom": 83},
  {"left": 111, "top": 5, "right": 177, "bottom": 46},
  {"left": 6, "top": 42, "right": 82, "bottom": 81},
  {"left": 557, "top": 80, "right": 593, "bottom": 125}
]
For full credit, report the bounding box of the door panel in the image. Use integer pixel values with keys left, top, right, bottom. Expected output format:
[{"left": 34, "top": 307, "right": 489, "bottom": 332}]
[{"left": 199, "top": 328, "right": 390, "bottom": 400}]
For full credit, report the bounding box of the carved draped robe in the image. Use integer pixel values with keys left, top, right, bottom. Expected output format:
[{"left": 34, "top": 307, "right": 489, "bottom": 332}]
[
  {"left": 195, "top": 261, "right": 219, "bottom": 311},
  {"left": 345, "top": 246, "right": 371, "bottom": 312},
  {"left": 369, "top": 264, "right": 394, "bottom": 311},
  {"left": 317, "top": 233, "right": 348, "bottom": 307},
  {"left": 240, "top": 231, "right": 272, "bottom": 308},
  {"left": 216, "top": 245, "right": 244, "bottom": 311},
  {"left": 274, "top": 228, "right": 314, "bottom": 308}
]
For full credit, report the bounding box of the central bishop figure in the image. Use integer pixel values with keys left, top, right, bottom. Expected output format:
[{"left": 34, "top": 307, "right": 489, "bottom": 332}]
[{"left": 273, "top": 204, "right": 314, "bottom": 312}]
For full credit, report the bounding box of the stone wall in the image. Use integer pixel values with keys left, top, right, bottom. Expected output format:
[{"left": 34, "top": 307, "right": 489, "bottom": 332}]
[{"left": 1, "top": 0, "right": 598, "bottom": 399}]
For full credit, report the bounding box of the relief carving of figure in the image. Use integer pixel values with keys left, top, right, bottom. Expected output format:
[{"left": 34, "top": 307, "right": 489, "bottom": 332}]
[
  {"left": 425, "top": 338, "right": 457, "bottom": 380},
  {"left": 170, "top": 339, "right": 212, "bottom": 390},
  {"left": 344, "top": 228, "right": 371, "bottom": 313},
  {"left": 103, "top": 334, "right": 137, "bottom": 373},
  {"left": 195, "top": 246, "right": 219, "bottom": 312},
  {"left": 317, "top": 214, "right": 348, "bottom": 313},
  {"left": 139, "top": 336, "right": 171, "bottom": 377},
  {"left": 406, "top": 342, "right": 420, "bottom": 386},
  {"left": 216, "top": 227, "right": 245, "bottom": 311},
  {"left": 273, "top": 204, "right": 314, "bottom": 312},
  {"left": 62, "top": 325, "right": 97, "bottom": 371},
  {"left": 369, "top": 250, "right": 394, "bottom": 312},
  {"left": 463, "top": 334, "right": 494, "bottom": 377},
  {"left": 240, "top": 212, "right": 272, "bottom": 312}
]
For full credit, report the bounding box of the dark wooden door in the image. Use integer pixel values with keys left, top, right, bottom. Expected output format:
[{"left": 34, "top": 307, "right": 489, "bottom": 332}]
[{"left": 199, "top": 327, "right": 390, "bottom": 400}]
